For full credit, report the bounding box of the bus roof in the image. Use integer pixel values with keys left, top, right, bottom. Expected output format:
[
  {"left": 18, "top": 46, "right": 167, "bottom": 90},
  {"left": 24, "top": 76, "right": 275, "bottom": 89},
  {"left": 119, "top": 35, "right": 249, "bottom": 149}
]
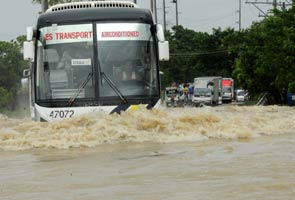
[
  {"left": 37, "top": 2, "right": 153, "bottom": 28},
  {"left": 47, "top": 1, "right": 139, "bottom": 13}
]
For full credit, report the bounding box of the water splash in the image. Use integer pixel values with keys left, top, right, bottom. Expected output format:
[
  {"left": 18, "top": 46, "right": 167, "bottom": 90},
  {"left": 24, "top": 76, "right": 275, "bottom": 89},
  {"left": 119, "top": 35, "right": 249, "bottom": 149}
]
[{"left": 0, "top": 105, "right": 295, "bottom": 151}]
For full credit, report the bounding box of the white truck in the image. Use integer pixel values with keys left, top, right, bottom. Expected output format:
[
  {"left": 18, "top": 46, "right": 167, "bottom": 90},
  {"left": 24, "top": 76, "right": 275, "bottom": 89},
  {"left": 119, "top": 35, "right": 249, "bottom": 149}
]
[
  {"left": 192, "top": 77, "right": 222, "bottom": 106},
  {"left": 221, "top": 78, "right": 234, "bottom": 102}
]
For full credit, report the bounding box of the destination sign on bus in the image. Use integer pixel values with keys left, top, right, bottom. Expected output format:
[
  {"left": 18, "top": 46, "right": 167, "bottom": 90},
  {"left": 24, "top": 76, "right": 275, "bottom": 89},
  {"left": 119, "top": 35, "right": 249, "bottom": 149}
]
[
  {"left": 42, "top": 24, "right": 93, "bottom": 44},
  {"left": 97, "top": 23, "right": 151, "bottom": 41},
  {"left": 42, "top": 23, "right": 151, "bottom": 44},
  {"left": 45, "top": 31, "right": 93, "bottom": 41},
  {"left": 101, "top": 31, "right": 140, "bottom": 38}
]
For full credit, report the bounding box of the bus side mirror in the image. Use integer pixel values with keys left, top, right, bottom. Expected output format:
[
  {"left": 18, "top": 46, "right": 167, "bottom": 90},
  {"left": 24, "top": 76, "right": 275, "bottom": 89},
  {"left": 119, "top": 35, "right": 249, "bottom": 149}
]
[
  {"left": 24, "top": 26, "right": 35, "bottom": 61},
  {"left": 26, "top": 27, "right": 34, "bottom": 41},
  {"left": 23, "top": 41, "right": 34, "bottom": 61},
  {"left": 156, "top": 24, "right": 169, "bottom": 61},
  {"left": 156, "top": 24, "right": 165, "bottom": 42},
  {"left": 158, "top": 41, "right": 169, "bottom": 61}
]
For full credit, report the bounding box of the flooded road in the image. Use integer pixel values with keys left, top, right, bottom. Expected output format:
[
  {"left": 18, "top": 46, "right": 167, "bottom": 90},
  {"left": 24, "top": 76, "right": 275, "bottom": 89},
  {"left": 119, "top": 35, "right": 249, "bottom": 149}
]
[{"left": 1, "top": 106, "right": 295, "bottom": 199}]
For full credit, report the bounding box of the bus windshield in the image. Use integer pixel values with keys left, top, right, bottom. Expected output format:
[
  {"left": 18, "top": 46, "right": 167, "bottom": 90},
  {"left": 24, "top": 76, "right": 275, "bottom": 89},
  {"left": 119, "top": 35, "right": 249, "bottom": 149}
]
[{"left": 35, "top": 23, "right": 158, "bottom": 103}]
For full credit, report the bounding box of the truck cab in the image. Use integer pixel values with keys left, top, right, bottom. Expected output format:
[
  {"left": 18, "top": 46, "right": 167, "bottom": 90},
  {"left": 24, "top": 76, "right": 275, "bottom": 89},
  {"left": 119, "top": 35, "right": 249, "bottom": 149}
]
[
  {"left": 222, "top": 78, "right": 234, "bottom": 103},
  {"left": 192, "top": 87, "right": 212, "bottom": 106},
  {"left": 192, "top": 76, "right": 222, "bottom": 106}
]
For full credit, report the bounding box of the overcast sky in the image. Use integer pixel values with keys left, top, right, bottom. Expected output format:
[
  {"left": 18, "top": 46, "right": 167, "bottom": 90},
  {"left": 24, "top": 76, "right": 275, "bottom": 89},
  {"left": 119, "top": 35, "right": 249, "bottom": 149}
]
[{"left": 0, "top": 0, "right": 273, "bottom": 41}]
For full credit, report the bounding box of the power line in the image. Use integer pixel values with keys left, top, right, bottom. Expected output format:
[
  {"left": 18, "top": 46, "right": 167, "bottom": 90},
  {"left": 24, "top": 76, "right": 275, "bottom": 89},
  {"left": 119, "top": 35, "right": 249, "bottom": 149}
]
[
  {"left": 246, "top": 0, "right": 293, "bottom": 17},
  {"left": 170, "top": 49, "right": 228, "bottom": 57},
  {"left": 181, "top": 11, "right": 236, "bottom": 24}
]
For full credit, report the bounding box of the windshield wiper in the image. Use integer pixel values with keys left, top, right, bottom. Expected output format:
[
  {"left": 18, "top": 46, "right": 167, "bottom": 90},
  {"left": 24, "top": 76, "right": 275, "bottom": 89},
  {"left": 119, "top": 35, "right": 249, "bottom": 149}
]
[
  {"left": 68, "top": 72, "right": 93, "bottom": 106},
  {"left": 101, "top": 72, "right": 128, "bottom": 104}
]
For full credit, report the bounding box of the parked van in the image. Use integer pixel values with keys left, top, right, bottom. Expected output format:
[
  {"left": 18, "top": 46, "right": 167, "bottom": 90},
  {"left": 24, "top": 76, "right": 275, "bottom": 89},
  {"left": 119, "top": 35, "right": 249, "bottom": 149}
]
[{"left": 236, "top": 89, "right": 245, "bottom": 102}]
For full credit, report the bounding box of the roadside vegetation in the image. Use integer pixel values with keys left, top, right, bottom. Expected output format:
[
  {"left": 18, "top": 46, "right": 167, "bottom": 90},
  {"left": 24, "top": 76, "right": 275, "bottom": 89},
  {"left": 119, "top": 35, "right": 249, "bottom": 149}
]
[
  {"left": 161, "top": 5, "right": 295, "bottom": 104},
  {"left": 0, "top": 36, "right": 28, "bottom": 114},
  {"left": 1, "top": 1, "right": 295, "bottom": 113}
]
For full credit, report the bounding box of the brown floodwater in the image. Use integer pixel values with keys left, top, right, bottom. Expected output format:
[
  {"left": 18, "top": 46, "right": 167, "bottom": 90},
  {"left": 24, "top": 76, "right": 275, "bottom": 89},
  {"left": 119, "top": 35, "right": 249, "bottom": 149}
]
[{"left": 0, "top": 105, "right": 295, "bottom": 199}]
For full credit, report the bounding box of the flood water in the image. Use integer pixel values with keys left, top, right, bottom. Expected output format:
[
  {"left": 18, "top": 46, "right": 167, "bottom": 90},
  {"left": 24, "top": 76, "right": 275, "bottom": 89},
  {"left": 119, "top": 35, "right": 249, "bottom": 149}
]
[{"left": 1, "top": 105, "right": 295, "bottom": 199}]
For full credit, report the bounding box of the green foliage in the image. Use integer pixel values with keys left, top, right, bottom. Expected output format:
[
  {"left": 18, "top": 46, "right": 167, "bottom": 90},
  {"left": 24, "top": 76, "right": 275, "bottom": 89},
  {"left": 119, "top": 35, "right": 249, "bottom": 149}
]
[
  {"left": 160, "top": 26, "right": 237, "bottom": 87},
  {"left": 0, "top": 40, "right": 28, "bottom": 111},
  {"left": 0, "top": 87, "right": 13, "bottom": 110},
  {"left": 233, "top": 6, "right": 295, "bottom": 102},
  {"left": 161, "top": 6, "right": 295, "bottom": 104},
  {"left": 32, "top": 0, "right": 72, "bottom": 6}
]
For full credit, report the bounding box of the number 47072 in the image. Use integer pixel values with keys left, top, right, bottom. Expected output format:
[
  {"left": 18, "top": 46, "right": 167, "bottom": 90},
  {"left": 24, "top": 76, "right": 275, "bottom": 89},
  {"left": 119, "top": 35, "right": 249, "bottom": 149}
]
[{"left": 49, "top": 110, "right": 75, "bottom": 119}]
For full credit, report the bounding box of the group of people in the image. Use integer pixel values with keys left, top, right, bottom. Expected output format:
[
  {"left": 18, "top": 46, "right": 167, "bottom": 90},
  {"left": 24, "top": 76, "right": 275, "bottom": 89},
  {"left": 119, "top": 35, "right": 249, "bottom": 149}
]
[
  {"left": 171, "top": 82, "right": 194, "bottom": 101},
  {"left": 165, "top": 82, "right": 195, "bottom": 107}
]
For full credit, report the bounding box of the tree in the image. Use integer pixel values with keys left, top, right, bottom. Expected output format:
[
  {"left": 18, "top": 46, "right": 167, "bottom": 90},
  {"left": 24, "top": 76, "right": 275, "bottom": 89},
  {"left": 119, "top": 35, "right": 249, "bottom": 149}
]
[
  {"left": 32, "top": 0, "right": 72, "bottom": 6},
  {"left": 160, "top": 26, "right": 237, "bottom": 87},
  {"left": 233, "top": 6, "right": 295, "bottom": 103},
  {"left": 0, "top": 38, "right": 28, "bottom": 110}
]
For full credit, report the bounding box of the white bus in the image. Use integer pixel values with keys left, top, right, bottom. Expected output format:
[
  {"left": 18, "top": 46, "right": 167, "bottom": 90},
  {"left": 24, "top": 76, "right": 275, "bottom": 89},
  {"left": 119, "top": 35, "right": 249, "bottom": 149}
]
[{"left": 23, "top": 1, "right": 169, "bottom": 121}]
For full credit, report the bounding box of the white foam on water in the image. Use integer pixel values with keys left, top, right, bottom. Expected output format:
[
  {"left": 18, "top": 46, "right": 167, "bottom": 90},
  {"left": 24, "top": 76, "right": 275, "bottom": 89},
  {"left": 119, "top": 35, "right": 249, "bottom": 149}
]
[{"left": 1, "top": 105, "right": 295, "bottom": 151}]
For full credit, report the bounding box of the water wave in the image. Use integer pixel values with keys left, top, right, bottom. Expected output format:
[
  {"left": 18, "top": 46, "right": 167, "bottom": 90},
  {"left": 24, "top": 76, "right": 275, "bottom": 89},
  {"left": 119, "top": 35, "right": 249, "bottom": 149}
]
[{"left": 0, "top": 105, "right": 294, "bottom": 151}]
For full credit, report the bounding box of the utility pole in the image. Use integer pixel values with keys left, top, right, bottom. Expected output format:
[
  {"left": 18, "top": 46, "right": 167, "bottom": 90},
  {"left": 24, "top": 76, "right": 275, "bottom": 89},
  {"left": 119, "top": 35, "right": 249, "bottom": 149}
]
[
  {"left": 239, "top": 0, "right": 241, "bottom": 31},
  {"left": 163, "top": 0, "right": 166, "bottom": 31},
  {"left": 172, "top": 0, "right": 179, "bottom": 26},
  {"left": 155, "top": 0, "right": 158, "bottom": 23},
  {"left": 273, "top": 0, "right": 277, "bottom": 9},
  {"left": 150, "top": 0, "right": 154, "bottom": 14},
  {"left": 41, "top": 0, "right": 48, "bottom": 13}
]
